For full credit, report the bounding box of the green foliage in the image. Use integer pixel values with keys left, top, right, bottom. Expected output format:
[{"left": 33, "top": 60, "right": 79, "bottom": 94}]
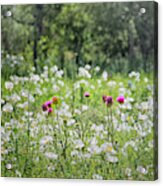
[
  {"left": 1, "top": 66, "right": 155, "bottom": 180},
  {"left": 1, "top": 2, "right": 156, "bottom": 75}
]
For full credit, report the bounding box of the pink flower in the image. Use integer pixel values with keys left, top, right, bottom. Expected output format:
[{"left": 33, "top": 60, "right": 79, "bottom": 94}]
[
  {"left": 42, "top": 101, "right": 52, "bottom": 112},
  {"left": 105, "top": 96, "right": 113, "bottom": 106},
  {"left": 102, "top": 95, "right": 113, "bottom": 106},
  {"left": 45, "top": 101, "right": 52, "bottom": 107},
  {"left": 48, "top": 107, "right": 53, "bottom": 114},
  {"left": 116, "top": 95, "right": 125, "bottom": 104},
  {"left": 84, "top": 92, "right": 90, "bottom": 97}
]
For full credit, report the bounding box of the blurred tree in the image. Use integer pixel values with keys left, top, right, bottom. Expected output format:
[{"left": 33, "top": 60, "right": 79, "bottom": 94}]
[{"left": 1, "top": 2, "right": 156, "bottom": 75}]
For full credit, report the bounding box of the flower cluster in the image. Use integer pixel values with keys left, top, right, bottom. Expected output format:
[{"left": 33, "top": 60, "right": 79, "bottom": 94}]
[
  {"left": 102, "top": 95, "right": 125, "bottom": 106},
  {"left": 42, "top": 96, "right": 59, "bottom": 114},
  {"left": 42, "top": 101, "right": 52, "bottom": 113},
  {"left": 102, "top": 95, "right": 113, "bottom": 107}
]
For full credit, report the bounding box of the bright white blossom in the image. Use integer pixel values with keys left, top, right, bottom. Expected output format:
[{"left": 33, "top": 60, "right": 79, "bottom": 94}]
[
  {"left": 3, "top": 103, "right": 13, "bottom": 113},
  {"left": 5, "top": 82, "right": 14, "bottom": 90}
]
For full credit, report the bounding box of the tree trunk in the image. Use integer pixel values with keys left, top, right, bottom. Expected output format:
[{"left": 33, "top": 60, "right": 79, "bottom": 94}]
[
  {"left": 33, "top": 5, "right": 44, "bottom": 72},
  {"left": 33, "top": 23, "right": 38, "bottom": 70}
]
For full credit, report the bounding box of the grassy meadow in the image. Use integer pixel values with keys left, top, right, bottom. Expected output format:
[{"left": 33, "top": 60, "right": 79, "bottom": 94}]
[{"left": 1, "top": 62, "right": 155, "bottom": 180}]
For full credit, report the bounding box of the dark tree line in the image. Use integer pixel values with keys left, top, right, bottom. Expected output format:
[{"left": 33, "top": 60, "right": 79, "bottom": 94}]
[{"left": 1, "top": 2, "right": 157, "bottom": 75}]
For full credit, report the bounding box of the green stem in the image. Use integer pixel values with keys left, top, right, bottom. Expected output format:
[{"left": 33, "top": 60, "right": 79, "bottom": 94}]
[
  {"left": 72, "top": 86, "right": 75, "bottom": 115},
  {"left": 80, "top": 86, "right": 83, "bottom": 105},
  {"left": 110, "top": 107, "right": 114, "bottom": 145},
  {"left": 22, "top": 82, "right": 31, "bottom": 177},
  {"left": 106, "top": 107, "right": 110, "bottom": 140}
]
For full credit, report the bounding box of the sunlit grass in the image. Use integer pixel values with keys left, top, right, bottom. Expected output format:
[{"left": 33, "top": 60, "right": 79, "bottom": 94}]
[{"left": 1, "top": 64, "right": 155, "bottom": 180}]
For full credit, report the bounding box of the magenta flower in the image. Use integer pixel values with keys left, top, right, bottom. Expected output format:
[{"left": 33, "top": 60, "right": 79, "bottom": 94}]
[
  {"left": 105, "top": 96, "right": 113, "bottom": 106},
  {"left": 102, "top": 95, "right": 113, "bottom": 106},
  {"left": 48, "top": 107, "right": 53, "bottom": 114},
  {"left": 84, "top": 92, "right": 90, "bottom": 97},
  {"left": 42, "top": 101, "right": 52, "bottom": 112},
  {"left": 45, "top": 101, "right": 52, "bottom": 107},
  {"left": 116, "top": 95, "right": 125, "bottom": 104}
]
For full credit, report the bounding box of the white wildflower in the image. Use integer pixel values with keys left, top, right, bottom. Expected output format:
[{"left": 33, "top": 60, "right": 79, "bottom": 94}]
[
  {"left": 6, "top": 163, "right": 12, "bottom": 169},
  {"left": 17, "top": 101, "right": 28, "bottom": 109},
  {"left": 102, "top": 71, "right": 108, "bottom": 81},
  {"left": 101, "top": 142, "right": 117, "bottom": 154},
  {"left": 30, "top": 74, "right": 40, "bottom": 83},
  {"left": 79, "top": 79, "right": 89, "bottom": 86},
  {"left": 138, "top": 113, "right": 148, "bottom": 121},
  {"left": 31, "top": 67, "right": 35, "bottom": 72},
  {"left": 78, "top": 67, "right": 91, "bottom": 78},
  {"left": 9, "top": 94, "right": 21, "bottom": 103},
  {"left": 106, "top": 154, "right": 118, "bottom": 163},
  {"left": 45, "top": 152, "right": 58, "bottom": 160},
  {"left": 82, "top": 105, "right": 89, "bottom": 111},
  {"left": 15, "top": 170, "right": 21, "bottom": 177},
  {"left": 67, "top": 119, "right": 76, "bottom": 126},
  {"left": 74, "top": 109, "right": 81, "bottom": 115},
  {"left": 97, "top": 80, "right": 101, "bottom": 85},
  {"left": 92, "top": 174, "right": 103, "bottom": 180},
  {"left": 119, "top": 87, "right": 126, "bottom": 95},
  {"left": 90, "top": 85, "right": 95, "bottom": 89},
  {"left": 129, "top": 71, "right": 140, "bottom": 79},
  {"left": 119, "top": 82, "right": 124, "bottom": 87},
  {"left": 1, "top": 99, "right": 5, "bottom": 104},
  {"left": 3, "top": 103, "right": 13, "bottom": 113},
  {"left": 74, "top": 139, "right": 84, "bottom": 149},
  {"left": 71, "top": 150, "right": 80, "bottom": 157},
  {"left": 91, "top": 124, "right": 104, "bottom": 132},
  {"left": 52, "top": 84, "right": 60, "bottom": 92},
  {"left": 94, "top": 66, "right": 100, "bottom": 72},
  {"left": 83, "top": 153, "right": 91, "bottom": 159},
  {"left": 50, "top": 65, "right": 58, "bottom": 73},
  {"left": 5, "top": 82, "right": 14, "bottom": 90},
  {"left": 21, "top": 90, "right": 28, "bottom": 97},
  {"left": 85, "top": 64, "right": 91, "bottom": 70},
  {"left": 144, "top": 77, "right": 148, "bottom": 83},
  {"left": 40, "top": 136, "right": 53, "bottom": 146},
  {"left": 47, "top": 164, "right": 56, "bottom": 171},
  {"left": 141, "top": 102, "right": 149, "bottom": 110},
  {"left": 125, "top": 168, "right": 132, "bottom": 177},
  {"left": 43, "top": 66, "right": 48, "bottom": 71},
  {"left": 56, "top": 70, "right": 64, "bottom": 78},
  {"left": 107, "top": 81, "right": 116, "bottom": 87},
  {"left": 137, "top": 166, "right": 148, "bottom": 174},
  {"left": 29, "top": 95, "right": 35, "bottom": 102},
  {"left": 57, "top": 80, "right": 64, "bottom": 87}
]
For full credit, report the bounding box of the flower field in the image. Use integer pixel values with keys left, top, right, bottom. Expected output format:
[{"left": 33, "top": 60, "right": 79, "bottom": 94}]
[{"left": 1, "top": 63, "right": 156, "bottom": 180}]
